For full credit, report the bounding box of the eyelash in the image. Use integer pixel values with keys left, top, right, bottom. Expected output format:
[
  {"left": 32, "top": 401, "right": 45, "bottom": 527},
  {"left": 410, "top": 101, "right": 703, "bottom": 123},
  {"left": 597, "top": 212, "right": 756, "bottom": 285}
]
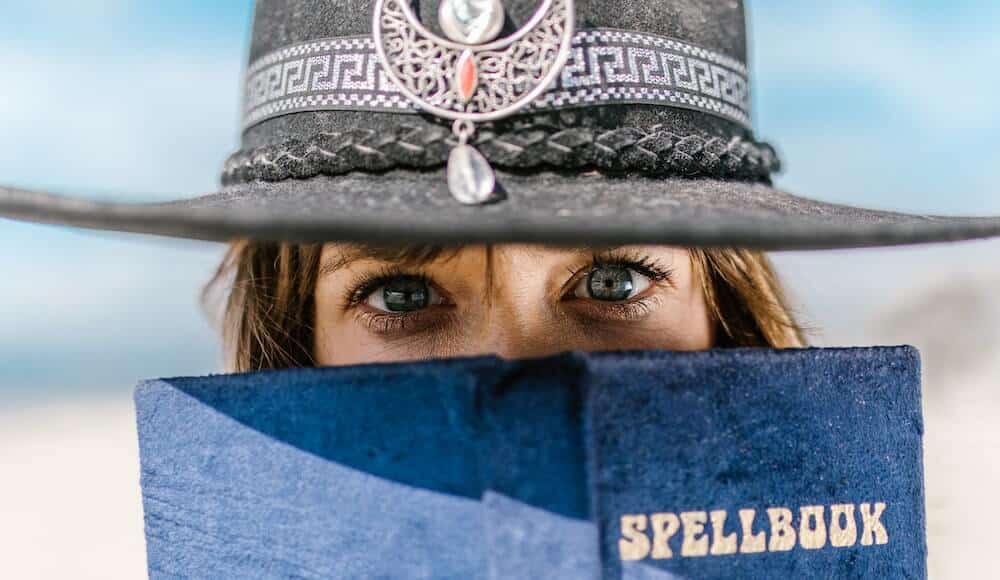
[
  {"left": 344, "top": 253, "right": 674, "bottom": 333},
  {"left": 568, "top": 251, "right": 676, "bottom": 291},
  {"left": 343, "top": 267, "right": 435, "bottom": 308}
]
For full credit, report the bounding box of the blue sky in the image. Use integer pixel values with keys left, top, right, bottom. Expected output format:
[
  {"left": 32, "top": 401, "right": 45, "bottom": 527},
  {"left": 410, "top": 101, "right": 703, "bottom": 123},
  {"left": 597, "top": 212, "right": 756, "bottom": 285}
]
[
  {"left": 2, "top": 1, "right": 999, "bottom": 403},
  {"left": 750, "top": 1, "right": 1000, "bottom": 213}
]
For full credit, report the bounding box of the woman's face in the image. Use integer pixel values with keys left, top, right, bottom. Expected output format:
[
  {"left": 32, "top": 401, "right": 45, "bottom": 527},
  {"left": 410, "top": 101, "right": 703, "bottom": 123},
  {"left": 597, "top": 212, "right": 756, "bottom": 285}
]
[{"left": 314, "top": 244, "right": 713, "bottom": 366}]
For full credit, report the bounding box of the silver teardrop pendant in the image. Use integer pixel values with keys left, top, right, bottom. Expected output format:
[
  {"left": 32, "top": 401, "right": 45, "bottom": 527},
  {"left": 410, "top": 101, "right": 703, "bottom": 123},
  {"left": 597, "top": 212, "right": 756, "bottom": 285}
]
[{"left": 448, "top": 144, "right": 496, "bottom": 205}]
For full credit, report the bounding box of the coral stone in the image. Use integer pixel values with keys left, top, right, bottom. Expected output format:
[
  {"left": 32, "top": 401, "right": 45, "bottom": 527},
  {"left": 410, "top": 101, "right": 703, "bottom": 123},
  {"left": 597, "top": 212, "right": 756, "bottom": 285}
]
[{"left": 456, "top": 50, "right": 479, "bottom": 103}]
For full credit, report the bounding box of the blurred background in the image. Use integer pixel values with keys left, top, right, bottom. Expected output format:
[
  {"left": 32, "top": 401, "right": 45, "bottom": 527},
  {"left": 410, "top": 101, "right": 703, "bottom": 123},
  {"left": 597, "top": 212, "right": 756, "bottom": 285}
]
[{"left": 1, "top": 0, "right": 998, "bottom": 577}]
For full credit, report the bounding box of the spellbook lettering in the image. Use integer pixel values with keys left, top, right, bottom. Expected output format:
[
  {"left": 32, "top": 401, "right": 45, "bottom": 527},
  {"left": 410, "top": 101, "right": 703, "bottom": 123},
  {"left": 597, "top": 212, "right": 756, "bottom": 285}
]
[{"left": 618, "top": 502, "right": 888, "bottom": 561}]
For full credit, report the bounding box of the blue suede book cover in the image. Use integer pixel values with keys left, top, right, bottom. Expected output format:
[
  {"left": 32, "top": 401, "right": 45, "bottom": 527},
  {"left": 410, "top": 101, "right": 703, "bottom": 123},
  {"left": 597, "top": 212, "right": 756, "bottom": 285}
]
[{"left": 135, "top": 348, "right": 926, "bottom": 579}]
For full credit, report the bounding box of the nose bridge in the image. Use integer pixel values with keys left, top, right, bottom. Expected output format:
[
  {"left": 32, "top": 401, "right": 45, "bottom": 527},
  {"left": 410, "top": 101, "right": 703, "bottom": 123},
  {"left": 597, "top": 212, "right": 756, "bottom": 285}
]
[
  {"left": 478, "top": 312, "right": 554, "bottom": 360},
  {"left": 477, "top": 249, "right": 564, "bottom": 360}
]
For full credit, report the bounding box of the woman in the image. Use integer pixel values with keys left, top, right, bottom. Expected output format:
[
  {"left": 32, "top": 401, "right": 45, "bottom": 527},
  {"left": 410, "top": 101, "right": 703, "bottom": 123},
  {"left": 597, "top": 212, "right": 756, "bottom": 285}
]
[
  {"left": 2, "top": 0, "right": 995, "bottom": 368},
  {"left": 214, "top": 243, "right": 803, "bottom": 371},
  {"left": 3, "top": 0, "right": 998, "bottom": 577}
]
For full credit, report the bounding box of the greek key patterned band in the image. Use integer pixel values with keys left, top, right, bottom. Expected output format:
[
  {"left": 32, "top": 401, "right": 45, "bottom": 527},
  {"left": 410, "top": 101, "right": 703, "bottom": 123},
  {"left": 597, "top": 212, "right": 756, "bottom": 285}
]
[{"left": 244, "top": 28, "right": 751, "bottom": 130}]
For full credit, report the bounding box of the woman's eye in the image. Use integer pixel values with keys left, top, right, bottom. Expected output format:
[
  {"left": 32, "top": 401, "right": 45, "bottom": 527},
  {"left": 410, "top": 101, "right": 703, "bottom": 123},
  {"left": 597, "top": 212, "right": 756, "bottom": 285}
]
[
  {"left": 574, "top": 265, "right": 652, "bottom": 302},
  {"left": 366, "top": 277, "right": 441, "bottom": 313}
]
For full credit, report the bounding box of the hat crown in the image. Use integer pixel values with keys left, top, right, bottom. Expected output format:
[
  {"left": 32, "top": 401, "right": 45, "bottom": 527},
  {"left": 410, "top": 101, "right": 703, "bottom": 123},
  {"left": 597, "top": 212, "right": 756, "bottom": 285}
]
[
  {"left": 249, "top": 0, "right": 747, "bottom": 62},
  {"left": 239, "top": 0, "right": 755, "bottom": 165}
]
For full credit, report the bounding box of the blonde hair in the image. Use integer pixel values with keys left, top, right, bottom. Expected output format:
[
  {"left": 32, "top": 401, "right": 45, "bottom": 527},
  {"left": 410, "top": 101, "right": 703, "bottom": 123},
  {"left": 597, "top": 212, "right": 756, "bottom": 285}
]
[{"left": 209, "top": 243, "right": 804, "bottom": 373}]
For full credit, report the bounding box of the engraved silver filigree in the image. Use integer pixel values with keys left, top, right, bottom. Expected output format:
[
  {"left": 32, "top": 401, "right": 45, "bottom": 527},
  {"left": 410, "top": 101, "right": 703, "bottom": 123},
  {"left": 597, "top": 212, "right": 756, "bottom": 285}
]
[
  {"left": 373, "top": 0, "right": 575, "bottom": 122},
  {"left": 372, "top": 0, "right": 575, "bottom": 204}
]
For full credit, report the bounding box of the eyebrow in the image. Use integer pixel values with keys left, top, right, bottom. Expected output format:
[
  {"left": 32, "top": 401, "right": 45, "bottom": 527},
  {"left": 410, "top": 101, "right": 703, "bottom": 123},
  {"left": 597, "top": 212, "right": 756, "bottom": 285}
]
[
  {"left": 318, "top": 244, "right": 463, "bottom": 277},
  {"left": 516, "top": 244, "right": 629, "bottom": 263},
  {"left": 317, "top": 243, "right": 640, "bottom": 277}
]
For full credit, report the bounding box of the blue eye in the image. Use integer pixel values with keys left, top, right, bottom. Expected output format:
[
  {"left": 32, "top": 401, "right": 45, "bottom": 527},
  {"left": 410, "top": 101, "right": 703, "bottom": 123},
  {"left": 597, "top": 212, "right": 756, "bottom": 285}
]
[
  {"left": 574, "top": 265, "right": 652, "bottom": 302},
  {"left": 367, "top": 277, "right": 440, "bottom": 313}
]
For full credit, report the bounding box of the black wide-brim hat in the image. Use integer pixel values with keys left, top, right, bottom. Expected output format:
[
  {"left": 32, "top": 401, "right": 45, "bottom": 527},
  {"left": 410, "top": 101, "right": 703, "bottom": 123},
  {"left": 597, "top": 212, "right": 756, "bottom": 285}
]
[{"left": 3, "top": 0, "right": 999, "bottom": 250}]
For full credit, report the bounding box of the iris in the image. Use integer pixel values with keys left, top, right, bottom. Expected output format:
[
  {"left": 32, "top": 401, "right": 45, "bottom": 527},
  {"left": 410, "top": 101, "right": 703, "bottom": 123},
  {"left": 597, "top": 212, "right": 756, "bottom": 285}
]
[
  {"left": 382, "top": 278, "right": 430, "bottom": 312},
  {"left": 587, "top": 266, "right": 635, "bottom": 302}
]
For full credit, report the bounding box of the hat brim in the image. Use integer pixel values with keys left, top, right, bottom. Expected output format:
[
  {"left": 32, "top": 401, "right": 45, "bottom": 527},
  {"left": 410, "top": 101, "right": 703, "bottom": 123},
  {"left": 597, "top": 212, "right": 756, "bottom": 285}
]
[{"left": 3, "top": 171, "right": 999, "bottom": 250}]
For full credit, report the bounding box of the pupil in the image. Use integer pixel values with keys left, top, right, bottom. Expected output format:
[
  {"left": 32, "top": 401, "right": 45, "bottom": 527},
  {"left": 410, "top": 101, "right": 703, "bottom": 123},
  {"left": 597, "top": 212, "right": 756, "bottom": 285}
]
[
  {"left": 588, "top": 266, "right": 634, "bottom": 302},
  {"left": 383, "top": 278, "right": 429, "bottom": 312}
]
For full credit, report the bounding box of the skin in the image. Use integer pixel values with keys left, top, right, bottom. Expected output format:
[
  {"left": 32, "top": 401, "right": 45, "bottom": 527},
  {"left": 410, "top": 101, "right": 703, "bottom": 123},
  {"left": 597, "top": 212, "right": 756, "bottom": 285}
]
[{"left": 314, "top": 244, "right": 713, "bottom": 366}]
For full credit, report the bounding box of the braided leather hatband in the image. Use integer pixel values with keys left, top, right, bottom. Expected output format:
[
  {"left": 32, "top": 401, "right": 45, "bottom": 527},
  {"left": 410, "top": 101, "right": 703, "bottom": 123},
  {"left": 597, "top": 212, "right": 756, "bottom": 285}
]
[{"left": 221, "top": 124, "right": 780, "bottom": 185}]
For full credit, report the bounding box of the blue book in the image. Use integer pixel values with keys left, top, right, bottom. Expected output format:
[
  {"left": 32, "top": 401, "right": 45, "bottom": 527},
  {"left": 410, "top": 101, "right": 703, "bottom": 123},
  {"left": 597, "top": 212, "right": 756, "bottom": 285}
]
[{"left": 136, "top": 348, "right": 926, "bottom": 579}]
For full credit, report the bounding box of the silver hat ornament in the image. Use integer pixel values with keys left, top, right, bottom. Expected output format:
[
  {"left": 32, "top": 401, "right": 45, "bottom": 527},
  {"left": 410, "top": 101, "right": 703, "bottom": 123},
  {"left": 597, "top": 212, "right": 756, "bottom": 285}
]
[{"left": 373, "top": 0, "right": 576, "bottom": 204}]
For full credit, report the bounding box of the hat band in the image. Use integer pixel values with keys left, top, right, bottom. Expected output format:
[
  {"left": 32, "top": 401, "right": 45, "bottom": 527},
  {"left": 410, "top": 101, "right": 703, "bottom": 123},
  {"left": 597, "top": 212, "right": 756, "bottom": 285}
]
[
  {"left": 243, "top": 29, "right": 751, "bottom": 131},
  {"left": 221, "top": 124, "right": 779, "bottom": 186}
]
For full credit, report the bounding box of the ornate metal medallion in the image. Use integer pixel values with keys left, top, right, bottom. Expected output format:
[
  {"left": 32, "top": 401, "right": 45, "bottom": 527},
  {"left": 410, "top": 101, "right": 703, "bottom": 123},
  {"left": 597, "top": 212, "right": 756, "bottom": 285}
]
[{"left": 373, "top": 0, "right": 576, "bottom": 204}]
